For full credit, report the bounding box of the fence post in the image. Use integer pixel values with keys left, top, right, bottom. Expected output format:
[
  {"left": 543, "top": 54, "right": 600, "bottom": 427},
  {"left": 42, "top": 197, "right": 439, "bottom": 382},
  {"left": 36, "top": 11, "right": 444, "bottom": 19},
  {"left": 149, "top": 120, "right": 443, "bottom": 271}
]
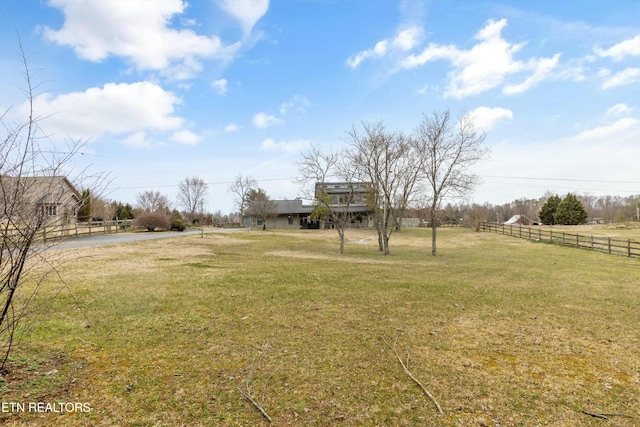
[
  {"left": 562, "top": 232, "right": 565, "bottom": 245},
  {"left": 576, "top": 234, "right": 579, "bottom": 248},
  {"left": 608, "top": 237, "right": 611, "bottom": 254},
  {"left": 590, "top": 235, "right": 594, "bottom": 249},
  {"left": 629, "top": 239, "right": 632, "bottom": 257},
  {"left": 550, "top": 230, "right": 553, "bottom": 243}
]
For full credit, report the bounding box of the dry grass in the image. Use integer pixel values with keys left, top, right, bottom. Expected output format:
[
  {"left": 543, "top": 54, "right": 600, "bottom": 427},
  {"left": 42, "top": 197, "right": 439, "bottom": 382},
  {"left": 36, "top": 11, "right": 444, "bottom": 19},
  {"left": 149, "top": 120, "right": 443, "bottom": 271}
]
[{"left": 1, "top": 227, "right": 638, "bottom": 426}]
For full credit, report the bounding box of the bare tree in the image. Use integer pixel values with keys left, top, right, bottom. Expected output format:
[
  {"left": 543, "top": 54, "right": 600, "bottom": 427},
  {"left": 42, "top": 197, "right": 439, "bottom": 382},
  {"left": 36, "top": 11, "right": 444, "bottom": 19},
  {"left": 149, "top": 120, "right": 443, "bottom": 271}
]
[
  {"left": 347, "top": 121, "right": 422, "bottom": 255},
  {"left": 297, "top": 145, "right": 359, "bottom": 254},
  {"left": 90, "top": 195, "right": 116, "bottom": 222},
  {"left": 1, "top": 41, "right": 108, "bottom": 372},
  {"left": 135, "top": 190, "right": 171, "bottom": 213},
  {"left": 412, "top": 110, "right": 489, "bottom": 256},
  {"left": 177, "top": 176, "right": 209, "bottom": 225},
  {"left": 245, "top": 188, "right": 276, "bottom": 230},
  {"left": 228, "top": 174, "right": 257, "bottom": 218}
]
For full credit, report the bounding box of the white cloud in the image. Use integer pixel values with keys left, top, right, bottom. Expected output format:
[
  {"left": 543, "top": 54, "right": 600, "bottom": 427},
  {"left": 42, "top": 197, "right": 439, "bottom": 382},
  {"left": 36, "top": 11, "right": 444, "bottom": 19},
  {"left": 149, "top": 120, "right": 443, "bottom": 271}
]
[
  {"left": 253, "top": 112, "right": 283, "bottom": 129},
  {"left": 601, "top": 67, "right": 640, "bottom": 89},
  {"left": 393, "top": 27, "right": 423, "bottom": 51},
  {"left": 21, "top": 81, "right": 184, "bottom": 141},
  {"left": 401, "top": 43, "right": 456, "bottom": 68},
  {"left": 279, "top": 95, "right": 311, "bottom": 114},
  {"left": 42, "top": 0, "right": 239, "bottom": 79},
  {"left": 565, "top": 117, "right": 638, "bottom": 143},
  {"left": 347, "top": 26, "right": 423, "bottom": 69},
  {"left": 347, "top": 41, "right": 388, "bottom": 69},
  {"left": 503, "top": 54, "right": 561, "bottom": 95},
  {"left": 261, "top": 138, "right": 310, "bottom": 153},
  {"left": 468, "top": 107, "right": 513, "bottom": 131},
  {"left": 416, "top": 84, "right": 430, "bottom": 95},
  {"left": 224, "top": 123, "right": 240, "bottom": 133},
  {"left": 170, "top": 130, "right": 202, "bottom": 145},
  {"left": 606, "top": 103, "right": 633, "bottom": 117},
  {"left": 218, "top": 0, "right": 269, "bottom": 35},
  {"left": 123, "top": 131, "right": 154, "bottom": 149},
  {"left": 595, "top": 35, "right": 640, "bottom": 61},
  {"left": 212, "top": 78, "right": 228, "bottom": 94},
  {"left": 401, "top": 19, "right": 561, "bottom": 98}
]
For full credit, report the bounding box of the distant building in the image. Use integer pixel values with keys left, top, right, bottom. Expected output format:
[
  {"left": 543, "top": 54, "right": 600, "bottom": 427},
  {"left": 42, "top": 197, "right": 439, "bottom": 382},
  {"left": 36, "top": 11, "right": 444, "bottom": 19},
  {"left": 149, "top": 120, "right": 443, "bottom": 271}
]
[
  {"left": 0, "top": 175, "right": 82, "bottom": 225},
  {"left": 504, "top": 214, "right": 536, "bottom": 226},
  {"left": 242, "top": 182, "right": 375, "bottom": 230},
  {"left": 246, "top": 199, "right": 318, "bottom": 230},
  {"left": 314, "top": 182, "right": 373, "bottom": 229}
]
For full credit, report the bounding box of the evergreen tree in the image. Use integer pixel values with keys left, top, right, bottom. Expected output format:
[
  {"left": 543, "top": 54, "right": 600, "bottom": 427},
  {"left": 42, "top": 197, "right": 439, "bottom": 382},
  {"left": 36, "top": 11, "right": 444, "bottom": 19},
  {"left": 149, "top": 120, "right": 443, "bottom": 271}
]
[
  {"left": 554, "top": 193, "right": 588, "bottom": 225},
  {"left": 113, "top": 202, "right": 134, "bottom": 220},
  {"left": 539, "top": 194, "right": 561, "bottom": 225}
]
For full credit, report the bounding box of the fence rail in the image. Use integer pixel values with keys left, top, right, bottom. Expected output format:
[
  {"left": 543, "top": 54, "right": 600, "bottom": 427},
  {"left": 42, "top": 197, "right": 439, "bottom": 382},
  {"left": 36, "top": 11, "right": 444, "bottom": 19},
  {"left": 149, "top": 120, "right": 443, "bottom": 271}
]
[
  {"left": 480, "top": 221, "right": 640, "bottom": 258},
  {"left": 42, "top": 219, "right": 134, "bottom": 241}
]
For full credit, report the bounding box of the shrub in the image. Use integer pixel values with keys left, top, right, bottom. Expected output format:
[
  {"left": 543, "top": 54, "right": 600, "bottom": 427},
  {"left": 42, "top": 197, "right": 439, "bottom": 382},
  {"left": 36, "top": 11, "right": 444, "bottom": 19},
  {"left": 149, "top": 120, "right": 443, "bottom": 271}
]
[
  {"left": 170, "top": 218, "right": 187, "bottom": 231},
  {"left": 133, "top": 212, "right": 170, "bottom": 231}
]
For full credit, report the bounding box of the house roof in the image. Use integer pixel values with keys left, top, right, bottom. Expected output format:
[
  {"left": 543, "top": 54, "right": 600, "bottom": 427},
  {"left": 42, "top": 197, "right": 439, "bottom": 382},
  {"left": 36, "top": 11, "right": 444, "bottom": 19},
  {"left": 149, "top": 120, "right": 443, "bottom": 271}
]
[
  {"left": 272, "top": 199, "right": 314, "bottom": 215},
  {"left": 504, "top": 214, "right": 534, "bottom": 225},
  {"left": 1, "top": 175, "right": 81, "bottom": 205}
]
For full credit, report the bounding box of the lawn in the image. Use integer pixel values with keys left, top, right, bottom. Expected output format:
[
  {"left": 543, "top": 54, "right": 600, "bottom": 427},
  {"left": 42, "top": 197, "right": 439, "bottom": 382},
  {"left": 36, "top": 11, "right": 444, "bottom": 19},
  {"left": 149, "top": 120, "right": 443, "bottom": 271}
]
[{"left": 1, "top": 227, "right": 638, "bottom": 426}]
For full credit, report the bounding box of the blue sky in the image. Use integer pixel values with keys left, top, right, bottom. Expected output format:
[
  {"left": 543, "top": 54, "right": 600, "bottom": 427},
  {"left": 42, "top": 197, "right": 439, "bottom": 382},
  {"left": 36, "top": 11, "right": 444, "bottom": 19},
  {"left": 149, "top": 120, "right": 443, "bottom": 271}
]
[{"left": 1, "top": 0, "right": 639, "bottom": 214}]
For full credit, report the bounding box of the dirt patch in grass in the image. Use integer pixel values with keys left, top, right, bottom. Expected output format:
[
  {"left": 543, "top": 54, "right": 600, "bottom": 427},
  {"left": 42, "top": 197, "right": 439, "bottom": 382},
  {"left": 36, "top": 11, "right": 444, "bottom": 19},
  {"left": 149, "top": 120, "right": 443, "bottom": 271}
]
[{"left": 265, "top": 250, "right": 387, "bottom": 263}]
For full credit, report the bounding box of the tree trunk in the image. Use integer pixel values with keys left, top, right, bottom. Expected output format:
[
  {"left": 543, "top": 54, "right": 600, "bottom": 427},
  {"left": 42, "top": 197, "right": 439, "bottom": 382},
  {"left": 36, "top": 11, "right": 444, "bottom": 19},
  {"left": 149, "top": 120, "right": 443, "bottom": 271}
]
[
  {"left": 374, "top": 211, "right": 383, "bottom": 252},
  {"left": 338, "top": 227, "right": 345, "bottom": 254},
  {"left": 431, "top": 223, "right": 437, "bottom": 256},
  {"left": 383, "top": 234, "right": 390, "bottom": 255}
]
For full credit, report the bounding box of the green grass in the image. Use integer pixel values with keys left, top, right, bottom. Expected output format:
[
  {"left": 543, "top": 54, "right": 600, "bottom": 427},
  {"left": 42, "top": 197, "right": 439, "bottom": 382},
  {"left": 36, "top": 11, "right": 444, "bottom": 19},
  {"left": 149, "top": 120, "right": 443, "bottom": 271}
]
[{"left": 1, "top": 228, "right": 639, "bottom": 426}]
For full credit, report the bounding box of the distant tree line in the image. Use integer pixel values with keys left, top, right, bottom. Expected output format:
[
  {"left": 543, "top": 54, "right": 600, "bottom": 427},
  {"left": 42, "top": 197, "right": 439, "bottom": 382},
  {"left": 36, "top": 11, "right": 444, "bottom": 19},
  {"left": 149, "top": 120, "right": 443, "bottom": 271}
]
[
  {"left": 80, "top": 176, "right": 220, "bottom": 232},
  {"left": 408, "top": 192, "right": 640, "bottom": 229}
]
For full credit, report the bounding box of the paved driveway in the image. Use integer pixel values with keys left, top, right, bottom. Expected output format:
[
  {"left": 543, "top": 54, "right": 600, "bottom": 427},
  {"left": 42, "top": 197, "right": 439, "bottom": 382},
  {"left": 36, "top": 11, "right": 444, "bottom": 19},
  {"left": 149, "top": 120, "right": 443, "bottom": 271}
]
[{"left": 46, "top": 228, "right": 244, "bottom": 250}]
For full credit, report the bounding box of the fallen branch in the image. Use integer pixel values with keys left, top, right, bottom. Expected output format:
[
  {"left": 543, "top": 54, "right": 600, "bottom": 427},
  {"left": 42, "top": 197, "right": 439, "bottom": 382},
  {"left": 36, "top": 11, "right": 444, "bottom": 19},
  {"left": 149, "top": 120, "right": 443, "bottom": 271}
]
[
  {"left": 382, "top": 334, "right": 443, "bottom": 415},
  {"left": 238, "top": 385, "right": 272, "bottom": 423},
  {"left": 582, "top": 410, "right": 634, "bottom": 420},
  {"left": 582, "top": 411, "right": 608, "bottom": 420},
  {"left": 237, "top": 344, "right": 273, "bottom": 423}
]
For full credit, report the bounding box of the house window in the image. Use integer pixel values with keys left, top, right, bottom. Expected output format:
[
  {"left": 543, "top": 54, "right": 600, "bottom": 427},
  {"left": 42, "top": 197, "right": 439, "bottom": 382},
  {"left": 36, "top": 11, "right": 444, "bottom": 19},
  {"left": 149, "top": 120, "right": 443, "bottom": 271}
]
[
  {"left": 288, "top": 215, "right": 293, "bottom": 225},
  {"left": 46, "top": 205, "right": 57, "bottom": 216},
  {"left": 257, "top": 219, "right": 263, "bottom": 226}
]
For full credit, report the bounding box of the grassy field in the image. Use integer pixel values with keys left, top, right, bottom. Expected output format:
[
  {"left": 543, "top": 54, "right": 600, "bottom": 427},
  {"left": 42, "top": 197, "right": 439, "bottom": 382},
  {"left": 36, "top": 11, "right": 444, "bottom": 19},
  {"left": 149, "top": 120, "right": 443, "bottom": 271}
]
[{"left": 1, "top": 227, "right": 639, "bottom": 426}]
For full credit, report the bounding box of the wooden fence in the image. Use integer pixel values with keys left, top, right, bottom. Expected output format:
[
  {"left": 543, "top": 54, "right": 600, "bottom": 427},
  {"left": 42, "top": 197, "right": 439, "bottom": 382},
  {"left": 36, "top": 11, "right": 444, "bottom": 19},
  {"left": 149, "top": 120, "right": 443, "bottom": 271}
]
[
  {"left": 42, "top": 219, "right": 134, "bottom": 241},
  {"left": 480, "top": 222, "right": 640, "bottom": 258}
]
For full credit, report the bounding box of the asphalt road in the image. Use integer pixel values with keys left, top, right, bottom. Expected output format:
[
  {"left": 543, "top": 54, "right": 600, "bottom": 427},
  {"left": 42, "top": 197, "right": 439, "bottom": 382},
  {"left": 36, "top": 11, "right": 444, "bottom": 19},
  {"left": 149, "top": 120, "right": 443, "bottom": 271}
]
[{"left": 44, "top": 228, "right": 244, "bottom": 250}]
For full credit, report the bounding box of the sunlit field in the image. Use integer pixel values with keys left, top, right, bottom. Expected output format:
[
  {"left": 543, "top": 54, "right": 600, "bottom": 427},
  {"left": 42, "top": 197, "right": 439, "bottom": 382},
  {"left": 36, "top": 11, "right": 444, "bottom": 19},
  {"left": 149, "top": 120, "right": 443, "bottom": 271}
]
[{"left": 2, "top": 227, "right": 638, "bottom": 426}]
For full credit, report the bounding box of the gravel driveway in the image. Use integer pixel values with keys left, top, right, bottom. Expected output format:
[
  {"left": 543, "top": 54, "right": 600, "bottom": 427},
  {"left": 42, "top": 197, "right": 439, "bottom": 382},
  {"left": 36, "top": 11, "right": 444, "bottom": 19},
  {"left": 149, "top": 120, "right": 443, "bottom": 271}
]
[{"left": 44, "top": 228, "right": 244, "bottom": 251}]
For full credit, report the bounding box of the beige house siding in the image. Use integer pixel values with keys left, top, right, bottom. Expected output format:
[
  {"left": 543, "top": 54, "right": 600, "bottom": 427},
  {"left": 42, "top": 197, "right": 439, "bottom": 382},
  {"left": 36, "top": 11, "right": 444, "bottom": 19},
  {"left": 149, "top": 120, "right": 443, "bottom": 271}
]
[{"left": 0, "top": 175, "right": 81, "bottom": 225}]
